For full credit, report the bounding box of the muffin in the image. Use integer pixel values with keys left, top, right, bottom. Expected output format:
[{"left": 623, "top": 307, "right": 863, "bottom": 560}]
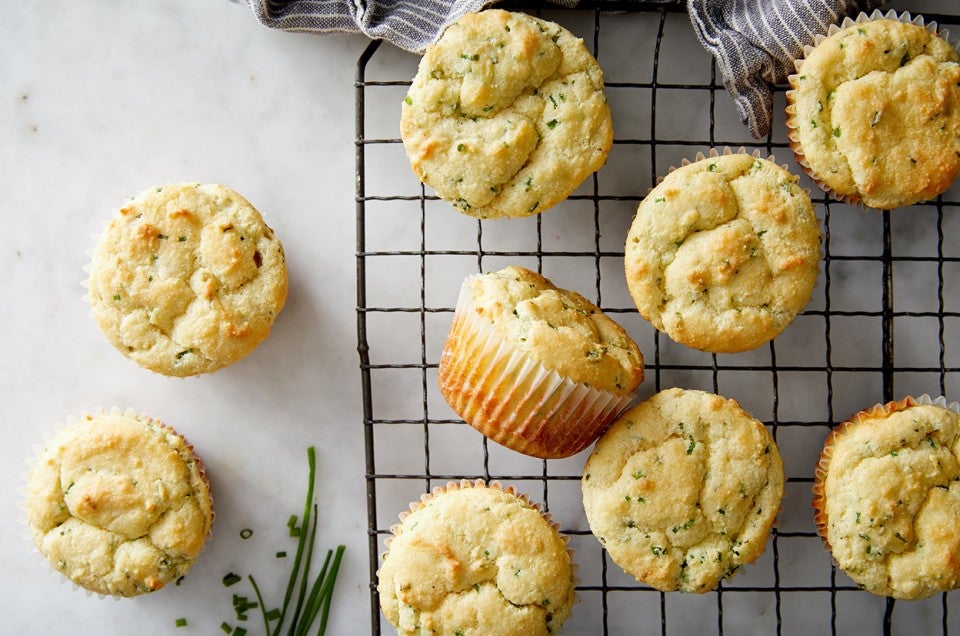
[
  {"left": 401, "top": 9, "right": 613, "bottom": 219},
  {"left": 377, "top": 480, "right": 574, "bottom": 635},
  {"left": 624, "top": 152, "right": 820, "bottom": 353},
  {"left": 438, "top": 266, "right": 644, "bottom": 459},
  {"left": 582, "top": 388, "right": 784, "bottom": 593},
  {"left": 24, "top": 409, "right": 213, "bottom": 596},
  {"left": 88, "top": 183, "right": 287, "bottom": 377},
  {"left": 786, "top": 13, "right": 960, "bottom": 209},
  {"left": 813, "top": 395, "right": 960, "bottom": 599}
]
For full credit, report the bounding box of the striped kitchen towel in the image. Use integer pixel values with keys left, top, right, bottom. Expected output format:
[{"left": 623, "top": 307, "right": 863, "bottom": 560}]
[
  {"left": 688, "top": 0, "right": 887, "bottom": 137},
  {"left": 232, "top": 0, "right": 885, "bottom": 137}
]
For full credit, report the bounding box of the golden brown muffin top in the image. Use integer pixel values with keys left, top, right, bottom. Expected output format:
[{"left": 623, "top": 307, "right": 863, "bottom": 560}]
[
  {"left": 788, "top": 18, "right": 960, "bottom": 209},
  {"left": 624, "top": 154, "right": 820, "bottom": 353},
  {"left": 582, "top": 388, "right": 784, "bottom": 593},
  {"left": 88, "top": 183, "right": 287, "bottom": 376},
  {"left": 401, "top": 9, "right": 613, "bottom": 219},
  {"left": 814, "top": 397, "right": 960, "bottom": 599},
  {"left": 25, "top": 410, "right": 213, "bottom": 596},
  {"left": 464, "top": 266, "right": 643, "bottom": 395},
  {"left": 377, "top": 482, "right": 574, "bottom": 635}
]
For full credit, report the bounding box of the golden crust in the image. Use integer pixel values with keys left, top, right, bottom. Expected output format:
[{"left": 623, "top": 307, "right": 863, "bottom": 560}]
[
  {"left": 624, "top": 154, "right": 820, "bottom": 353},
  {"left": 581, "top": 388, "right": 784, "bottom": 593},
  {"left": 24, "top": 410, "right": 213, "bottom": 597},
  {"left": 437, "top": 266, "right": 644, "bottom": 458},
  {"left": 88, "top": 183, "right": 287, "bottom": 377},
  {"left": 787, "top": 18, "right": 960, "bottom": 209},
  {"left": 377, "top": 481, "right": 574, "bottom": 636},
  {"left": 401, "top": 9, "right": 613, "bottom": 219},
  {"left": 813, "top": 396, "right": 960, "bottom": 599}
]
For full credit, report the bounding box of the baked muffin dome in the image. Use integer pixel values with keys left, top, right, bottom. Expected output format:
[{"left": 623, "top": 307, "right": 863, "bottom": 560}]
[
  {"left": 25, "top": 409, "right": 213, "bottom": 596},
  {"left": 377, "top": 481, "right": 574, "bottom": 635},
  {"left": 582, "top": 388, "right": 784, "bottom": 593},
  {"left": 88, "top": 183, "right": 287, "bottom": 376},
  {"left": 624, "top": 153, "right": 820, "bottom": 353},
  {"left": 786, "top": 16, "right": 960, "bottom": 209},
  {"left": 813, "top": 395, "right": 960, "bottom": 599},
  {"left": 401, "top": 9, "right": 613, "bottom": 219}
]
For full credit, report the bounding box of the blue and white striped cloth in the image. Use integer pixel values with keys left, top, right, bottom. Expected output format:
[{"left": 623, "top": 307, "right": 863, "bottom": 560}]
[{"left": 233, "top": 0, "right": 885, "bottom": 138}]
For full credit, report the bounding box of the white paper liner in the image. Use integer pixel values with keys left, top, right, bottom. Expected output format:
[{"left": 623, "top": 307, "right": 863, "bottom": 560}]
[
  {"left": 21, "top": 408, "right": 214, "bottom": 598},
  {"left": 438, "top": 275, "right": 636, "bottom": 459},
  {"left": 379, "top": 480, "right": 577, "bottom": 629},
  {"left": 785, "top": 10, "right": 958, "bottom": 210},
  {"left": 813, "top": 394, "right": 960, "bottom": 555}
]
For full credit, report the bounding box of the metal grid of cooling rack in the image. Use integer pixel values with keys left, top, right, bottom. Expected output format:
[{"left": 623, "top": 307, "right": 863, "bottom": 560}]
[{"left": 356, "top": 3, "right": 960, "bottom": 634}]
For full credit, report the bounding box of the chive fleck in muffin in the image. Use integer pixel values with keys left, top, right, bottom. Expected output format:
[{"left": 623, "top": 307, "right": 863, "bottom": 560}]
[
  {"left": 401, "top": 9, "right": 613, "bottom": 219},
  {"left": 624, "top": 152, "right": 820, "bottom": 354},
  {"left": 813, "top": 395, "right": 960, "bottom": 599},
  {"left": 88, "top": 183, "right": 287, "bottom": 377},
  {"left": 786, "top": 14, "right": 960, "bottom": 209},
  {"left": 377, "top": 481, "right": 574, "bottom": 635},
  {"left": 438, "top": 266, "right": 644, "bottom": 459},
  {"left": 582, "top": 388, "right": 784, "bottom": 593},
  {"left": 24, "top": 409, "right": 213, "bottom": 596}
]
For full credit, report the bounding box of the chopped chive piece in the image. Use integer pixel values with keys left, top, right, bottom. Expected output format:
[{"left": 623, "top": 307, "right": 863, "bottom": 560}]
[
  {"left": 232, "top": 628, "right": 247, "bottom": 636},
  {"left": 276, "top": 551, "right": 287, "bottom": 558},
  {"left": 113, "top": 294, "right": 121, "bottom": 301},
  {"left": 221, "top": 623, "right": 232, "bottom": 634},
  {"left": 265, "top": 608, "right": 281, "bottom": 621},
  {"left": 175, "top": 618, "right": 187, "bottom": 627},
  {"left": 240, "top": 528, "right": 253, "bottom": 540},
  {"left": 546, "top": 119, "right": 558, "bottom": 129},
  {"left": 404, "top": 96, "right": 412, "bottom": 105},
  {"left": 287, "top": 515, "right": 298, "bottom": 528},
  {"left": 223, "top": 573, "right": 241, "bottom": 587}
]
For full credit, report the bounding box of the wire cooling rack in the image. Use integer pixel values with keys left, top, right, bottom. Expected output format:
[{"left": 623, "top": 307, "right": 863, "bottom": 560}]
[{"left": 356, "top": 2, "right": 960, "bottom": 634}]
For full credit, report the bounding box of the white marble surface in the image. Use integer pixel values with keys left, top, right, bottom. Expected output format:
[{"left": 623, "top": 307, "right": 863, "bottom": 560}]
[
  {"left": 3, "top": 1, "right": 960, "bottom": 635},
  {"left": 1, "top": 2, "right": 370, "bottom": 634}
]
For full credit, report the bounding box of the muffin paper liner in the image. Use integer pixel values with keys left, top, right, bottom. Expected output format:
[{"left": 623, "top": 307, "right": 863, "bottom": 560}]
[
  {"left": 785, "top": 10, "right": 957, "bottom": 210},
  {"left": 812, "top": 394, "right": 959, "bottom": 552},
  {"left": 21, "top": 407, "right": 214, "bottom": 598},
  {"left": 438, "top": 275, "right": 636, "bottom": 459}
]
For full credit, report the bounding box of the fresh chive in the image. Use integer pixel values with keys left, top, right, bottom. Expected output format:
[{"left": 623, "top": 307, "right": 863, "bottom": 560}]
[
  {"left": 278, "top": 447, "right": 317, "bottom": 632},
  {"left": 175, "top": 618, "right": 187, "bottom": 628},
  {"left": 240, "top": 528, "right": 253, "bottom": 540},
  {"left": 248, "top": 574, "right": 273, "bottom": 636},
  {"left": 219, "top": 448, "right": 344, "bottom": 636},
  {"left": 223, "top": 573, "right": 242, "bottom": 587}
]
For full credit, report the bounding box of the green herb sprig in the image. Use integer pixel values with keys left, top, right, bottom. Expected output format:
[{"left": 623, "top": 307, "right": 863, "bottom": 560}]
[{"left": 221, "top": 447, "right": 346, "bottom": 636}]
